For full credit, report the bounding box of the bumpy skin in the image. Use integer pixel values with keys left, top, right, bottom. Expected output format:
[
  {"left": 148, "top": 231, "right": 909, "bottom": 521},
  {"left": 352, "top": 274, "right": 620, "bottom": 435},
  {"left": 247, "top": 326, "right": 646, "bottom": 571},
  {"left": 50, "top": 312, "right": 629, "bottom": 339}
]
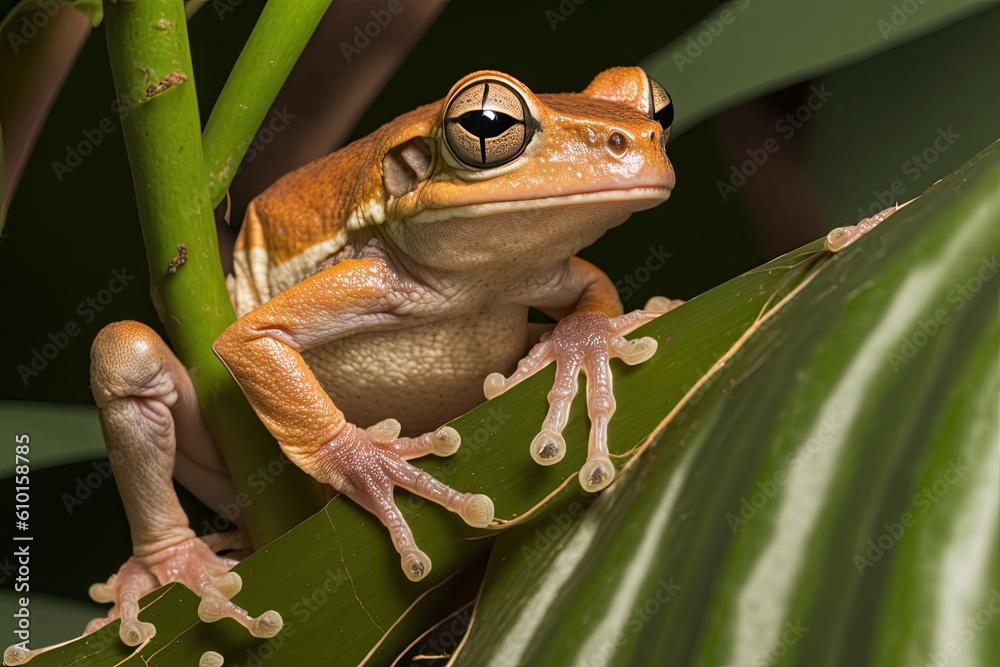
[
  {"left": 216, "top": 68, "right": 676, "bottom": 576},
  {"left": 16, "top": 67, "right": 676, "bottom": 656},
  {"left": 86, "top": 323, "right": 281, "bottom": 645}
]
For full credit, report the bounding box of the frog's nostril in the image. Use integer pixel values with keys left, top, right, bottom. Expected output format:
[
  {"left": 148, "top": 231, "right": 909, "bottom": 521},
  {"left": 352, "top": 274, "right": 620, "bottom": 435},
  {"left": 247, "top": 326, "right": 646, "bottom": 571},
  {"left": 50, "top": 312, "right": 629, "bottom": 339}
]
[
  {"left": 649, "top": 131, "right": 655, "bottom": 142},
  {"left": 607, "top": 131, "right": 628, "bottom": 155}
]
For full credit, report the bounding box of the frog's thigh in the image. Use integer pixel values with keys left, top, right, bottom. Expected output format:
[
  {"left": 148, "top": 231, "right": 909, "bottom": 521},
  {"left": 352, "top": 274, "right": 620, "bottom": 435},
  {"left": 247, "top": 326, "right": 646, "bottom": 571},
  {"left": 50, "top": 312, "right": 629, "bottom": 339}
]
[{"left": 91, "top": 321, "right": 237, "bottom": 523}]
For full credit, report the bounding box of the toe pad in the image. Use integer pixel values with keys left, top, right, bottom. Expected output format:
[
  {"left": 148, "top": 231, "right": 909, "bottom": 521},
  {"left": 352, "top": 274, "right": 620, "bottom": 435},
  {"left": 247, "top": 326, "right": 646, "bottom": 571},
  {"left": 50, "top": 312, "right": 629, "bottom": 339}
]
[
  {"left": 579, "top": 457, "right": 616, "bottom": 492},
  {"left": 530, "top": 430, "right": 566, "bottom": 465},
  {"left": 251, "top": 610, "right": 284, "bottom": 638},
  {"left": 462, "top": 494, "right": 495, "bottom": 527},
  {"left": 401, "top": 550, "right": 432, "bottom": 582}
]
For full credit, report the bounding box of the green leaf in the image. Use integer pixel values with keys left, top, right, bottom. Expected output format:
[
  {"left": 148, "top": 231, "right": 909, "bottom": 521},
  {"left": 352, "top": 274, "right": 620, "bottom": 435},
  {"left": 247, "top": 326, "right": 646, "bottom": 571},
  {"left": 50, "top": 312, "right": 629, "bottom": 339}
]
[
  {"left": 0, "top": 402, "right": 104, "bottom": 477},
  {"left": 450, "top": 140, "right": 1000, "bottom": 666},
  {"left": 645, "top": 0, "right": 990, "bottom": 135}
]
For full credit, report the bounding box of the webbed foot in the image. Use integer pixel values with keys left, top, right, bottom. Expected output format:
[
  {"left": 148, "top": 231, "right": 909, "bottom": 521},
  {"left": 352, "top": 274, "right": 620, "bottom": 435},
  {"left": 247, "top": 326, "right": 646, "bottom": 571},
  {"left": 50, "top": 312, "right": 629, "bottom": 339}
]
[
  {"left": 85, "top": 533, "right": 281, "bottom": 646},
  {"left": 308, "top": 421, "right": 494, "bottom": 581},
  {"left": 485, "top": 297, "right": 682, "bottom": 491}
]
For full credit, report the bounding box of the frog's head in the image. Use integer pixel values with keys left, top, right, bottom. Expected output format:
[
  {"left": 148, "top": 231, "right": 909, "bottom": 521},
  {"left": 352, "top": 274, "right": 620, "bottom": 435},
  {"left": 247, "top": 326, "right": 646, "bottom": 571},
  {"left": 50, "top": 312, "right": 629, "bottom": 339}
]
[{"left": 380, "top": 67, "right": 675, "bottom": 272}]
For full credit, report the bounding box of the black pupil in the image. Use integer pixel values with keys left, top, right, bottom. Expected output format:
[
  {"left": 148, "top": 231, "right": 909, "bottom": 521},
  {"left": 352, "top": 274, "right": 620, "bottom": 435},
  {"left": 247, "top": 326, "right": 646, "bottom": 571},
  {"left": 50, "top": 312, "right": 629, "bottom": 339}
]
[
  {"left": 447, "top": 82, "right": 527, "bottom": 165},
  {"left": 653, "top": 101, "right": 674, "bottom": 131},
  {"left": 453, "top": 109, "right": 519, "bottom": 139}
]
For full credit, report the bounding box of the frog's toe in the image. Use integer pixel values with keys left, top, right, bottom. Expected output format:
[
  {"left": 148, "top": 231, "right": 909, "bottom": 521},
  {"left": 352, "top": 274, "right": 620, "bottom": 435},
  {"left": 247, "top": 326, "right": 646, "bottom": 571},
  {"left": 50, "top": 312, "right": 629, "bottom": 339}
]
[
  {"left": 3, "top": 644, "right": 31, "bottom": 665},
  {"left": 201, "top": 530, "right": 250, "bottom": 555},
  {"left": 401, "top": 549, "right": 433, "bottom": 582},
  {"left": 530, "top": 429, "right": 566, "bottom": 465},
  {"left": 253, "top": 610, "right": 285, "bottom": 638},
  {"left": 84, "top": 537, "right": 280, "bottom": 645},
  {"left": 825, "top": 204, "right": 900, "bottom": 252},
  {"left": 212, "top": 571, "right": 243, "bottom": 598},
  {"left": 530, "top": 309, "right": 672, "bottom": 492},
  {"left": 200, "top": 651, "right": 226, "bottom": 667},
  {"left": 580, "top": 455, "right": 616, "bottom": 492},
  {"left": 483, "top": 372, "right": 510, "bottom": 399},
  {"left": 461, "top": 493, "right": 496, "bottom": 527},
  {"left": 155, "top": 543, "right": 280, "bottom": 638},
  {"left": 430, "top": 426, "right": 462, "bottom": 456},
  {"left": 119, "top": 618, "right": 157, "bottom": 647},
  {"left": 611, "top": 335, "right": 658, "bottom": 365},
  {"left": 643, "top": 295, "right": 685, "bottom": 313},
  {"left": 313, "top": 424, "right": 495, "bottom": 582},
  {"left": 385, "top": 454, "right": 495, "bottom": 529},
  {"left": 482, "top": 335, "right": 557, "bottom": 399},
  {"left": 366, "top": 418, "right": 402, "bottom": 442},
  {"left": 88, "top": 581, "right": 114, "bottom": 603},
  {"left": 85, "top": 560, "right": 159, "bottom": 646},
  {"left": 365, "top": 421, "right": 462, "bottom": 460},
  {"left": 197, "top": 594, "right": 283, "bottom": 639}
]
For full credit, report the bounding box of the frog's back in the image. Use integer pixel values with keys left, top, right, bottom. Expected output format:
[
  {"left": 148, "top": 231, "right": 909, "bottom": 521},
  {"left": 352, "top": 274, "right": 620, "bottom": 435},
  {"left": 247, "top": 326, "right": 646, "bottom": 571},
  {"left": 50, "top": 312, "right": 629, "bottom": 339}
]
[{"left": 229, "top": 105, "right": 437, "bottom": 317}]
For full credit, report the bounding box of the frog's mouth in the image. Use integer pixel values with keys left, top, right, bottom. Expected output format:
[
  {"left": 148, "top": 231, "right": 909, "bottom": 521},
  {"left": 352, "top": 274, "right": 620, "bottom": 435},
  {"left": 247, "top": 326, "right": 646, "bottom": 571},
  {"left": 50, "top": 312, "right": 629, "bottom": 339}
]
[{"left": 408, "top": 186, "right": 672, "bottom": 224}]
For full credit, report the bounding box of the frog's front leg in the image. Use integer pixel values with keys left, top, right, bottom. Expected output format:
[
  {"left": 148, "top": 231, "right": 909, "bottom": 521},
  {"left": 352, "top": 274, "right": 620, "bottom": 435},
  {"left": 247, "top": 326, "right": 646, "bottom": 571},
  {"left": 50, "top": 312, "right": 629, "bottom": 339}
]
[
  {"left": 213, "top": 256, "right": 494, "bottom": 582},
  {"left": 486, "top": 257, "right": 682, "bottom": 491}
]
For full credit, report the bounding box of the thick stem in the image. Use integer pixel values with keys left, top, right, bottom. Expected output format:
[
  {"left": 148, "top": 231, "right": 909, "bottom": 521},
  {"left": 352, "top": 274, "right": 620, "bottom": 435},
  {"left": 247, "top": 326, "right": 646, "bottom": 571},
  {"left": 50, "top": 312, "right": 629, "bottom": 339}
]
[{"left": 102, "top": 0, "right": 323, "bottom": 548}]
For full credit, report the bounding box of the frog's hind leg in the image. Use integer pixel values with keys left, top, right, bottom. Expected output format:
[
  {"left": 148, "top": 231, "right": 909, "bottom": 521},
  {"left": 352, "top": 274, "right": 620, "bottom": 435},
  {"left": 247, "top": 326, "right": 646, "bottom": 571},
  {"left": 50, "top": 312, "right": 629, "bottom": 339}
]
[{"left": 84, "top": 321, "right": 281, "bottom": 645}]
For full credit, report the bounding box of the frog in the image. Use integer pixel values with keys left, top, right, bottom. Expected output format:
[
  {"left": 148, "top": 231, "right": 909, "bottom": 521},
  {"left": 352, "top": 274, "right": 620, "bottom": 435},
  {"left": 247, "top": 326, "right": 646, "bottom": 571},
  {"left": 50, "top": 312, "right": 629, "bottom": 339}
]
[{"left": 3, "top": 66, "right": 676, "bottom": 663}]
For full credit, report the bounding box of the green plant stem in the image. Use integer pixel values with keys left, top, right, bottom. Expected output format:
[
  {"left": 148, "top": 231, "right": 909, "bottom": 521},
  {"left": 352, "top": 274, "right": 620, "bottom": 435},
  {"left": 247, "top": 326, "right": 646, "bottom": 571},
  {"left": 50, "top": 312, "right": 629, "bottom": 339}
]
[
  {"left": 102, "top": 0, "right": 323, "bottom": 548},
  {"left": 202, "top": 0, "right": 333, "bottom": 207}
]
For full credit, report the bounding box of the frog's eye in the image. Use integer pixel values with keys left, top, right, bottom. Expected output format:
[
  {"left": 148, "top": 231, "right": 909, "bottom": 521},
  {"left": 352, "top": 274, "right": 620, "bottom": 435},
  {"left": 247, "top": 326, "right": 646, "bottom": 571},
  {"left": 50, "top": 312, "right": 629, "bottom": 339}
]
[
  {"left": 444, "top": 80, "right": 533, "bottom": 168},
  {"left": 648, "top": 77, "right": 674, "bottom": 132}
]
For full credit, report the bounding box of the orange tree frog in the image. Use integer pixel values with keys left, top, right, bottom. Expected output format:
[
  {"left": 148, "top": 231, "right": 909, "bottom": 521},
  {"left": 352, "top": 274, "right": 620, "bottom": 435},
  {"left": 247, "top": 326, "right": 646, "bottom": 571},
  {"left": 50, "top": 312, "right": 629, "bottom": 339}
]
[{"left": 69, "top": 67, "right": 676, "bottom": 649}]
